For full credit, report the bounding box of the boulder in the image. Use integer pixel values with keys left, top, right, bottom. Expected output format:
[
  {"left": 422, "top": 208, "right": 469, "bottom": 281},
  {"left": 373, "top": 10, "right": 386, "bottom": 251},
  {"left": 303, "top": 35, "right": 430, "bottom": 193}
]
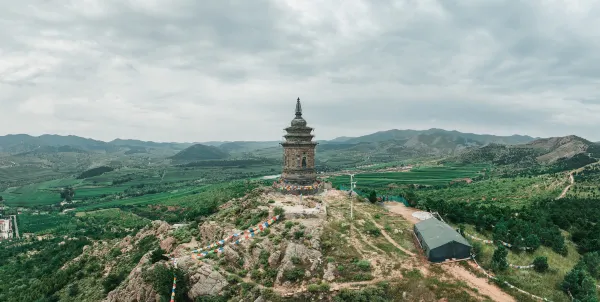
[{"left": 187, "top": 264, "right": 228, "bottom": 298}]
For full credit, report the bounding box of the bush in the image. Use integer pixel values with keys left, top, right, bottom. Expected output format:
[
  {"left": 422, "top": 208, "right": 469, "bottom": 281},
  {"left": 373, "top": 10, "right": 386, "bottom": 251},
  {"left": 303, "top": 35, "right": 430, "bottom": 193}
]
[
  {"left": 561, "top": 266, "right": 597, "bottom": 301},
  {"left": 144, "top": 264, "right": 188, "bottom": 301},
  {"left": 368, "top": 191, "right": 378, "bottom": 203},
  {"left": 355, "top": 260, "right": 371, "bottom": 271},
  {"left": 285, "top": 221, "right": 294, "bottom": 229},
  {"left": 294, "top": 230, "right": 305, "bottom": 239},
  {"left": 308, "top": 282, "right": 330, "bottom": 292},
  {"left": 533, "top": 256, "right": 549, "bottom": 273},
  {"left": 291, "top": 256, "right": 301, "bottom": 265},
  {"left": 471, "top": 242, "right": 482, "bottom": 260},
  {"left": 491, "top": 245, "right": 508, "bottom": 272},
  {"left": 150, "top": 248, "right": 168, "bottom": 264},
  {"left": 283, "top": 268, "right": 305, "bottom": 282},
  {"left": 364, "top": 221, "right": 381, "bottom": 237},
  {"left": 274, "top": 206, "right": 285, "bottom": 216},
  {"left": 102, "top": 272, "right": 126, "bottom": 293}
]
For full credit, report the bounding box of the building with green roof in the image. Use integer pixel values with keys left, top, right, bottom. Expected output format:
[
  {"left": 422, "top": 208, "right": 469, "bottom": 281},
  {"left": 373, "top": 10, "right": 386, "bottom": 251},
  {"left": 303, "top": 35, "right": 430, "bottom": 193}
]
[{"left": 413, "top": 218, "right": 471, "bottom": 262}]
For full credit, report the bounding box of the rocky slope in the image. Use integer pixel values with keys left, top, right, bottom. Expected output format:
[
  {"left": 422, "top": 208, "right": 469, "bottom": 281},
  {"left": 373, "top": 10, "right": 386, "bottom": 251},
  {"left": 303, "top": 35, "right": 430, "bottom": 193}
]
[{"left": 60, "top": 187, "right": 506, "bottom": 301}]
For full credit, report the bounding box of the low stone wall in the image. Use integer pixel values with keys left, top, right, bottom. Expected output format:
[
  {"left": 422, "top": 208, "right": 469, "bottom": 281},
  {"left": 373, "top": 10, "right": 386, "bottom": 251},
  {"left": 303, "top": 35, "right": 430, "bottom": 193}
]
[{"left": 279, "top": 188, "right": 320, "bottom": 195}]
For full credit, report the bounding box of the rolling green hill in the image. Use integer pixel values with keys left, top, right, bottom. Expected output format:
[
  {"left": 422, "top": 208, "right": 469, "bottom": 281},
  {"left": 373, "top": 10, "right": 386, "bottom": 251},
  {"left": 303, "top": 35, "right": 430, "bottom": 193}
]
[{"left": 169, "top": 144, "right": 230, "bottom": 161}]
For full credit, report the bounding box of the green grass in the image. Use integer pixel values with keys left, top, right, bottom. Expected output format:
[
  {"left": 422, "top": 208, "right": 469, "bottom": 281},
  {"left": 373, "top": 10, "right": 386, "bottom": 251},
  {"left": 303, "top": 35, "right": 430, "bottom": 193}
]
[{"left": 330, "top": 164, "right": 489, "bottom": 188}]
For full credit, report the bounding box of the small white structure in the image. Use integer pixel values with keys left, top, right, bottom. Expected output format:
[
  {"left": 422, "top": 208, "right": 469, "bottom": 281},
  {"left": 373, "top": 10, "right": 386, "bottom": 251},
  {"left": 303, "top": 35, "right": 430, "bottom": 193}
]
[
  {"left": 412, "top": 211, "right": 433, "bottom": 221},
  {"left": 0, "top": 218, "right": 13, "bottom": 240}
]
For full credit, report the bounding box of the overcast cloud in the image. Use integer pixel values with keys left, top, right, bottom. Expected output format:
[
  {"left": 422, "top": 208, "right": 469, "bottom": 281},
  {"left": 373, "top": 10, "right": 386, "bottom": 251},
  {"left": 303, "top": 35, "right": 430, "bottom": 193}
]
[{"left": 1, "top": 0, "right": 600, "bottom": 142}]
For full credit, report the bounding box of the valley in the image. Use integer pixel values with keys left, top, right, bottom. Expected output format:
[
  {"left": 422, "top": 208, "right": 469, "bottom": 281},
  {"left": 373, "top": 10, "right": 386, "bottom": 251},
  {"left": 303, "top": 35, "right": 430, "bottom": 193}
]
[{"left": 0, "top": 128, "right": 599, "bottom": 301}]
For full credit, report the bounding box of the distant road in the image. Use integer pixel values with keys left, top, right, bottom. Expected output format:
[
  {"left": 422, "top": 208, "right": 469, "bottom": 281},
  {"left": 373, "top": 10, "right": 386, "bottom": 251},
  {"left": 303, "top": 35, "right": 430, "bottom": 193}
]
[{"left": 11, "top": 215, "right": 19, "bottom": 239}]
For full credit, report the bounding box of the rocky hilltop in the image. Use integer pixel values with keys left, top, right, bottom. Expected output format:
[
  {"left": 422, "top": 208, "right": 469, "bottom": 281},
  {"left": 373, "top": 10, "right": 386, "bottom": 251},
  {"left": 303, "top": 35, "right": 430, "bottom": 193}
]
[{"left": 60, "top": 187, "right": 510, "bottom": 301}]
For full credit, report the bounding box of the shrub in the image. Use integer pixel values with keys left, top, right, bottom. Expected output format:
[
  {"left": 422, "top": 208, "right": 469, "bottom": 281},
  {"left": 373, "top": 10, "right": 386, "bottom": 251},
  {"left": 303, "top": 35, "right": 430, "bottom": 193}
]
[
  {"left": 561, "top": 266, "right": 597, "bottom": 301},
  {"left": 291, "top": 256, "right": 301, "bottom": 265},
  {"left": 491, "top": 245, "right": 508, "bottom": 272},
  {"left": 355, "top": 260, "right": 371, "bottom": 271},
  {"left": 308, "top": 282, "right": 330, "bottom": 292},
  {"left": 285, "top": 221, "right": 294, "bottom": 229},
  {"left": 368, "top": 191, "right": 377, "bottom": 203},
  {"left": 283, "top": 268, "right": 305, "bottom": 282},
  {"left": 533, "top": 256, "right": 549, "bottom": 273},
  {"left": 144, "top": 264, "right": 188, "bottom": 301},
  {"left": 364, "top": 221, "right": 381, "bottom": 237},
  {"left": 150, "top": 248, "right": 168, "bottom": 264},
  {"left": 294, "top": 231, "right": 305, "bottom": 239},
  {"left": 102, "top": 272, "right": 126, "bottom": 293},
  {"left": 274, "top": 207, "right": 285, "bottom": 217}
]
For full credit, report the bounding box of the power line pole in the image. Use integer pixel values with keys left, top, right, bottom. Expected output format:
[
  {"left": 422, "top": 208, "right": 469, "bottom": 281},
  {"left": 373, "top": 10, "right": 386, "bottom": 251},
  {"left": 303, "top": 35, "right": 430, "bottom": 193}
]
[{"left": 349, "top": 174, "right": 357, "bottom": 220}]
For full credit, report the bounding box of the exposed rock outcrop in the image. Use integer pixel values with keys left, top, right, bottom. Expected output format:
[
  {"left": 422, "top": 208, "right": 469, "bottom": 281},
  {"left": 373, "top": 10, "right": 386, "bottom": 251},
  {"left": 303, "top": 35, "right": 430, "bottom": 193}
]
[{"left": 105, "top": 254, "right": 159, "bottom": 302}]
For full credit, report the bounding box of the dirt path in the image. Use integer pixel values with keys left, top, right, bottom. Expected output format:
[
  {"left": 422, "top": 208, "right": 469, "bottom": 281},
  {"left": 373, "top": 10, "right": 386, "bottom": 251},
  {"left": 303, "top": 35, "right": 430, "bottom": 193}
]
[
  {"left": 445, "top": 263, "right": 516, "bottom": 302},
  {"left": 384, "top": 202, "right": 515, "bottom": 302},
  {"left": 362, "top": 212, "right": 416, "bottom": 257},
  {"left": 556, "top": 172, "right": 574, "bottom": 199}
]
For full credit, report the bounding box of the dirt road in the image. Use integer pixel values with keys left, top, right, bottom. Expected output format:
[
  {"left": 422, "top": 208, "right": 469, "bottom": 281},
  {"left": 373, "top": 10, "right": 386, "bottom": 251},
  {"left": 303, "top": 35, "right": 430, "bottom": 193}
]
[
  {"left": 384, "top": 202, "right": 516, "bottom": 302},
  {"left": 557, "top": 172, "right": 574, "bottom": 199}
]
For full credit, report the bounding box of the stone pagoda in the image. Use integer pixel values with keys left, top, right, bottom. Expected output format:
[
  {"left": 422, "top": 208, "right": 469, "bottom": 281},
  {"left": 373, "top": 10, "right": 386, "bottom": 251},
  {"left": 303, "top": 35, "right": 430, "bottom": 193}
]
[{"left": 278, "top": 98, "right": 319, "bottom": 193}]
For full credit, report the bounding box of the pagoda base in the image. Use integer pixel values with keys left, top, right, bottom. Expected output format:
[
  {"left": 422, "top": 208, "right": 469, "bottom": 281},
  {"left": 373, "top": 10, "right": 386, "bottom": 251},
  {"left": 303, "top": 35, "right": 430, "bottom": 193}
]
[{"left": 273, "top": 179, "right": 322, "bottom": 195}]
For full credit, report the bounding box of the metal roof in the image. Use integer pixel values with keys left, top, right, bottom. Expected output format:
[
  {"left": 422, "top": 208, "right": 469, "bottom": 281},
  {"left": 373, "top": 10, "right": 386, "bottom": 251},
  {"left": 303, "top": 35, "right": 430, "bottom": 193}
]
[{"left": 414, "top": 218, "right": 471, "bottom": 250}]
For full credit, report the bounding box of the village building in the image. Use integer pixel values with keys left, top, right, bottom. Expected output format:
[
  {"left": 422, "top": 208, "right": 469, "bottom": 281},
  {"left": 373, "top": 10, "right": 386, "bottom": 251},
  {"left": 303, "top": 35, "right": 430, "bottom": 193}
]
[{"left": 0, "top": 218, "right": 13, "bottom": 240}]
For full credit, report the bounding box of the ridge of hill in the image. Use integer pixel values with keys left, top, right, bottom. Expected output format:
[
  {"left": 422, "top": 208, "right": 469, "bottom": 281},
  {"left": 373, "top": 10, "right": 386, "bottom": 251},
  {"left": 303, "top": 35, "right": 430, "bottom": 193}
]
[
  {"left": 170, "top": 144, "right": 230, "bottom": 161},
  {"left": 448, "top": 135, "right": 600, "bottom": 175},
  {"left": 0, "top": 134, "right": 118, "bottom": 154},
  {"left": 14, "top": 145, "right": 88, "bottom": 156},
  {"left": 109, "top": 138, "right": 193, "bottom": 150},
  {"left": 335, "top": 128, "right": 537, "bottom": 145}
]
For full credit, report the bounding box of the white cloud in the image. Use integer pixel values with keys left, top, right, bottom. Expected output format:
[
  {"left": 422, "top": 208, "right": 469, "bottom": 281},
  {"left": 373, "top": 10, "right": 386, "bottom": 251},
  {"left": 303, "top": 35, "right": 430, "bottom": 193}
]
[{"left": 1, "top": 0, "right": 600, "bottom": 142}]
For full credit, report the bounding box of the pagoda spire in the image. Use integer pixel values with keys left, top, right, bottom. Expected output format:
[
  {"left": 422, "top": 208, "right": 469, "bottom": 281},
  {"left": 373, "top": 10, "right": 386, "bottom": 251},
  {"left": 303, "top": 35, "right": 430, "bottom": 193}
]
[{"left": 295, "top": 97, "right": 302, "bottom": 117}]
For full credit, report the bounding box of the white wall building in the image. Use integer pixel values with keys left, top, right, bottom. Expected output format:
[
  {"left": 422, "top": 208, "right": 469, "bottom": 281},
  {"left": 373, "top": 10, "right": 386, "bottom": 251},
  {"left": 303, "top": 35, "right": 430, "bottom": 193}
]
[{"left": 0, "top": 218, "right": 13, "bottom": 240}]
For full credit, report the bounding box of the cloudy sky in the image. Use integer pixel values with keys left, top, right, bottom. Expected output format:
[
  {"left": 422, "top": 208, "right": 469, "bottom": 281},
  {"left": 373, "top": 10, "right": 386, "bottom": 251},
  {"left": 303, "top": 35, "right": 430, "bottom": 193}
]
[{"left": 1, "top": 0, "right": 600, "bottom": 143}]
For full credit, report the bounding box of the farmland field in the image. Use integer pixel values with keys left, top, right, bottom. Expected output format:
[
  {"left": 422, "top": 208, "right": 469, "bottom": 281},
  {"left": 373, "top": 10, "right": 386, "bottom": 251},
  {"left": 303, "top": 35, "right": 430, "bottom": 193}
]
[
  {"left": 329, "top": 164, "right": 490, "bottom": 189},
  {"left": 17, "top": 213, "right": 76, "bottom": 234},
  {"left": 415, "top": 174, "right": 567, "bottom": 207}
]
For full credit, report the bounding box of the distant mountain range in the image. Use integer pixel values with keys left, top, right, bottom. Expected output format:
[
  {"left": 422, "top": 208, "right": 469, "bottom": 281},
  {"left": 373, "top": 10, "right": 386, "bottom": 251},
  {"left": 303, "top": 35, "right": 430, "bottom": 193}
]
[{"left": 1, "top": 129, "right": 596, "bottom": 169}]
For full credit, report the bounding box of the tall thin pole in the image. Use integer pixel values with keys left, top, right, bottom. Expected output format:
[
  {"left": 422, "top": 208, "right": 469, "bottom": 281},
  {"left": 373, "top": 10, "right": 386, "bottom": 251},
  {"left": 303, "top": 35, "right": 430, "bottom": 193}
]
[{"left": 349, "top": 174, "right": 356, "bottom": 220}]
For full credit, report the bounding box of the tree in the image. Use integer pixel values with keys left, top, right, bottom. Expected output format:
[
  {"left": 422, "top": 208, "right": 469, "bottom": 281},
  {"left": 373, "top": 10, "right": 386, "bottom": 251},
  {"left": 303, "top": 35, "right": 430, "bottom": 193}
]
[
  {"left": 524, "top": 234, "right": 541, "bottom": 251},
  {"left": 0, "top": 196, "right": 3, "bottom": 202},
  {"left": 561, "top": 266, "right": 598, "bottom": 301},
  {"left": 60, "top": 187, "right": 75, "bottom": 202},
  {"left": 491, "top": 245, "right": 509, "bottom": 272},
  {"left": 533, "top": 256, "right": 549, "bottom": 273},
  {"left": 150, "top": 248, "right": 168, "bottom": 264},
  {"left": 580, "top": 252, "right": 600, "bottom": 279},
  {"left": 368, "top": 190, "right": 377, "bottom": 203},
  {"left": 472, "top": 242, "right": 483, "bottom": 260}
]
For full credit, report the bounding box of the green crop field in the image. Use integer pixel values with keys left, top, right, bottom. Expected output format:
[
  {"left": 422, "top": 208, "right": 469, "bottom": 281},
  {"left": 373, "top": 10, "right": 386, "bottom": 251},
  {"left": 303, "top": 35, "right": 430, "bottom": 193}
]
[
  {"left": 330, "top": 164, "right": 490, "bottom": 189},
  {"left": 17, "top": 213, "right": 76, "bottom": 234},
  {"left": 75, "top": 186, "right": 205, "bottom": 211}
]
